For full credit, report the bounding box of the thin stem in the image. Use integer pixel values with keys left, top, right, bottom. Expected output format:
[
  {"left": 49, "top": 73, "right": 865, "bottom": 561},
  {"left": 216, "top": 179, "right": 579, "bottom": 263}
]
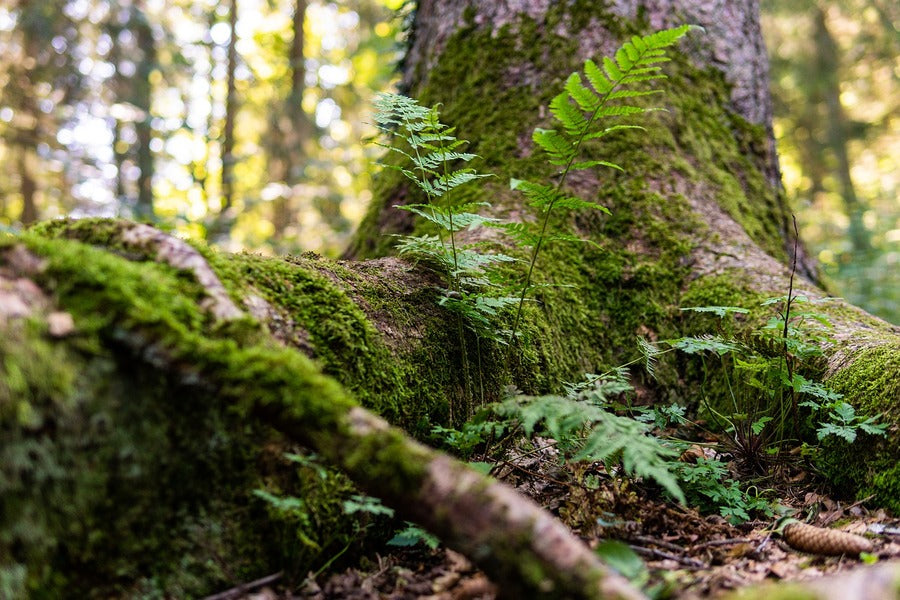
[
  {"left": 782, "top": 215, "right": 799, "bottom": 432},
  {"left": 506, "top": 44, "right": 654, "bottom": 358},
  {"left": 437, "top": 127, "right": 473, "bottom": 416}
]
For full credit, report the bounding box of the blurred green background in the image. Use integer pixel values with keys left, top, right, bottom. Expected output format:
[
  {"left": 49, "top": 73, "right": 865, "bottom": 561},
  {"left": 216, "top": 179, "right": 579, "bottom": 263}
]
[{"left": 0, "top": 0, "right": 896, "bottom": 322}]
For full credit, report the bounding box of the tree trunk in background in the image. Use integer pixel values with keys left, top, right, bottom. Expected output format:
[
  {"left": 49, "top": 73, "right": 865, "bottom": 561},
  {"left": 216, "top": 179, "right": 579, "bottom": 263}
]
[
  {"left": 216, "top": 0, "right": 239, "bottom": 240},
  {"left": 270, "top": 0, "right": 309, "bottom": 244},
  {"left": 812, "top": 5, "right": 870, "bottom": 256},
  {"left": 2, "top": 1, "right": 899, "bottom": 597},
  {"left": 133, "top": 1, "right": 156, "bottom": 221},
  {"left": 17, "top": 148, "right": 38, "bottom": 224},
  {"left": 14, "top": 6, "right": 41, "bottom": 225}
]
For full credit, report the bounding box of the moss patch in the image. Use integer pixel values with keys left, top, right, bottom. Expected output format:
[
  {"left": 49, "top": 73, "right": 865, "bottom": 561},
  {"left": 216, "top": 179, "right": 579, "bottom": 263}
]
[{"left": 0, "top": 235, "right": 378, "bottom": 597}]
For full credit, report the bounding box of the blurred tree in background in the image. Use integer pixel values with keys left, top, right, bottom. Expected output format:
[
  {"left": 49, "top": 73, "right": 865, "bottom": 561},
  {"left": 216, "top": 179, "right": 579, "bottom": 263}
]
[
  {"left": 0, "top": 0, "right": 405, "bottom": 255},
  {"left": 762, "top": 0, "right": 898, "bottom": 323},
  {"left": 0, "top": 0, "right": 895, "bottom": 321}
]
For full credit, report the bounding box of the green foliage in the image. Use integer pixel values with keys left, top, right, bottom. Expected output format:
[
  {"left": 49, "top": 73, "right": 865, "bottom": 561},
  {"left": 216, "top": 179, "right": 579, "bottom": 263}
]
[
  {"left": 506, "top": 25, "right": 695, "bottom": 348},
  {"left": 373, "top": 92, "right": 514, "bottom": 415},
  {"left": 496, "top": 377, "right": 686, "bottom": 504},
  {"left": 387, "top": 523, "right": 440, "bottom": 550},
  {"left": 342, "top": 494, "right": 395, "bottom": 517},
  {"left": 674, "top": 458, "right": 773, "bottom": 524},
  {"left": 675, "top": 295, "right": 888, "bottom": 450},
  {"left": 595, "top": 540, "right": 648, "bottom": 585}
]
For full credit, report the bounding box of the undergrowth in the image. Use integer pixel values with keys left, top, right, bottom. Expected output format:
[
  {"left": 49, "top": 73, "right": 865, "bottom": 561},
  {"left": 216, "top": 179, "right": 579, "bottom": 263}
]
[{"left": 361, "top": 23, "right": 887, "bottom": 543}]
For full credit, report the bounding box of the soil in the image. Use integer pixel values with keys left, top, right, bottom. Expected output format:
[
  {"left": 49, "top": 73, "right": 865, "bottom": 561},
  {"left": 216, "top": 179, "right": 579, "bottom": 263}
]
[{"left": 210, "top": 436, "right": 900, "bottom": 599}]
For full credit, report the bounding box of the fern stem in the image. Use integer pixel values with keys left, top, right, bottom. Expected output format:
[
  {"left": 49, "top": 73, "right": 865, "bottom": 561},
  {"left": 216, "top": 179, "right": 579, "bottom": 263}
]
[{"left": 507, "top": 61, "right": 631, "bottom": 354}]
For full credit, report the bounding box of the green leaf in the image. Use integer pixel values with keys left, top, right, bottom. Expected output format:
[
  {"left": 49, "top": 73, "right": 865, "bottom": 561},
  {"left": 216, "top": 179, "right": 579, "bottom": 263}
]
[
  {"left": 751, "top": 416, "right": 773, "bottom": 435},
  {"left": 468, "top": 461, "right": 494, "bottom": 475},
  {"left": 672, "top": 335, "right": 739, "bottom": 355},
  {"left": 595, "top": 540, "right": 646, "bottom": 581},
  {"left": 342, "top": 494, "right": 395, "bottom": 517},
  {"left": 680, "top": 305, "right": 751, "bottom": 317},
  {"left": 565, "top": 72, "right": 599, "bottom": 112},
  {"left": 388, "top": 523, "right": 440, "bottom": 549},
  {"left": 570, "top": 159, "right": 624, "bottom": 172},
  {"left": 583, "top": 59, "right": 613, "bottom": 94},
  {"left": 532, "top": 128, "right": 575, "bottom": 165},
  {"left": 550, "top": 92, "right": 589, "bottom": 135}
]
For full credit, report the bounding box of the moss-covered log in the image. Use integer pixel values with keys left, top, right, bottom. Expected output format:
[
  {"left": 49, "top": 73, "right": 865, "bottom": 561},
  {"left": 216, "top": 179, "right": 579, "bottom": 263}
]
[
  {"left": 1, "top": 0, "right": 899, "bottom": 597},
  {"left": 1, "top": 226, "right": 645, "bottom": 599}
]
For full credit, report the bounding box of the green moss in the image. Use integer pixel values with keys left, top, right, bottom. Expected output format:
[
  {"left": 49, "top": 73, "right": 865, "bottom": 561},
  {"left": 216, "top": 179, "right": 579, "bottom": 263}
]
[
  {"left": 0, "top": 234, "right": 399, "bottom": 596},
  {"left": 348, "top": 5, "right": 795, "bottom": 398},
  {"left": 816, "top": 344, "right": 900, "bottom": 512}
]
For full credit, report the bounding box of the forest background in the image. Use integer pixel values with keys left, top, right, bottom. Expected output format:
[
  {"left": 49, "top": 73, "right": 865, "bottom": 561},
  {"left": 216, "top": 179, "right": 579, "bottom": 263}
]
[{"left": 0, "top": 0, "right": 896, "bottom": 323}]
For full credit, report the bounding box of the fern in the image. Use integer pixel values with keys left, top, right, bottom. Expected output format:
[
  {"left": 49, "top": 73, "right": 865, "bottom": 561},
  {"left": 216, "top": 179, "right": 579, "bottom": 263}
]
[
  {"left": 497, "top": 392, "right": 685, "bottom": 503},
  {"left": 507, "top": 25, "right": 694, "bottom": 351}
]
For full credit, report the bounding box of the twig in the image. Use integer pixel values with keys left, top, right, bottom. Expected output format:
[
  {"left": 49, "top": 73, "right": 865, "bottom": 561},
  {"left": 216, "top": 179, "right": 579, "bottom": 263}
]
[
  {"left": 691, "top": 537, "right": 755, "bottom": 550},
  {"left": 499, "top": 460, "right": 570, "bottom": 487},
  {"left": 201, "top": 572, "right": 283, "bottom": 600},
  {"left": 629, "top": 535, "right": 685, "bottom": 553},
  {"left": 628, "top": 544, "right": 707, "bottom": 569}
]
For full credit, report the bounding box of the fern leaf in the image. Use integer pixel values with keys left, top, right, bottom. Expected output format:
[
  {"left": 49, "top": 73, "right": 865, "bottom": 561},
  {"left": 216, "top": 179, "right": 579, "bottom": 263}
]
[
  {"left": 614, "top": 46, "right": 634, "bottom": 71},
  {"left": 570, "top": 159, "right": 624, "bottom": 172},
  {"left": 532, "top": 128, "right": 575, "bottom": 165},
  {"left": 581, "top": 124, "right": 645, "bottom": 142},
  {"left": 608, "top": 89, "right": 663, "bottom": 101},
  {"left": 602, "top": 56, "right": 622, "bottom": 81},
  {"left": 595, "top": 105, "right": 648, "bottom": 118},
  {"left": 550, "top": 92, "right": 588, "bottom": 135},
  {"left": 434, "top": 170, "right": 491, "bottom": 196},
  {"left": 584, "top": 59, "right": 613, "bottom": 95},
  {"left": 498, "top": 221, "right": 540, "bottom": 247},
  {"left": 637, "top": 336, "right": 662, "bottom": 381},
  {"left": 564, "top": 73, "right": 600, "bottom": 112},
  {"left": 510, "top": 178, "right": 561, "bottom": 210},
  {"left": 550, "top": 195, "right": 609, "bottom": 211}
]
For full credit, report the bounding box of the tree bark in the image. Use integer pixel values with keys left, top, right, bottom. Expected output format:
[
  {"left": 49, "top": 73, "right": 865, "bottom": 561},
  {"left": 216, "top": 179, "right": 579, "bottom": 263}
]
[
  {"left": 2, "top": 1, "right": 898, "bottom": 597},
  {"left": 211, "top": 0, "right": 240, "bottom": 242},
  {"left": 269, "top": 0, "right": 310, "bottom": 245},
  {"left": 133, "top": 1, "right": 157, "bottom": 221}
]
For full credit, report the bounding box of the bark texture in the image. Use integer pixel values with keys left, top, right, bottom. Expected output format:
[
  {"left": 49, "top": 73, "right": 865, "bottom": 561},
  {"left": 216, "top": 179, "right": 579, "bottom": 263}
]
[{"left": 1, "top": 0, "right": 899, "bottom": 597}]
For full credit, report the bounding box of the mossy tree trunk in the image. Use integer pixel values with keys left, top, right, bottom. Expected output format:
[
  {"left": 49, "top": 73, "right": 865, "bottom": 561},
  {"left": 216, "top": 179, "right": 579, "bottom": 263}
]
[{"left": 1, "top": 1, "right": 898, "bottom": 598}]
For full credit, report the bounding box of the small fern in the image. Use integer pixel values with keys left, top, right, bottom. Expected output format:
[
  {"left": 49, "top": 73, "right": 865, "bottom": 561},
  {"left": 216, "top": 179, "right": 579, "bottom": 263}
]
[
  {"left": 374, "top": 93, "right": 518, "bottom": 417},
  {"left": 497, "top": 389, "right": 685, "bottom": 503},
  {"left": 507, "top": 25, "right": 695, "bottom": 349}
]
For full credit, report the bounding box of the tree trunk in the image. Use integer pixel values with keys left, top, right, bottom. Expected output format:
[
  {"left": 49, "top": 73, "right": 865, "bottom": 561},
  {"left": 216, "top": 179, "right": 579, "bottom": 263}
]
[
  {"left": 2, "top": 1, "right": 898, "bottom": 597},
  {"left": 210, "top": 0, "right": 240, "bottom": 243},
  {"left": 812, "top": 5, "right": 870, "bottom": 256},
  {"left": 17, "top": 147, "right": 38, "bottom": 225},
  {"left": 133, "top": 1, "right": 156, "bottom": 221},
  {"left": 269, "top": 0, "right": 310, "bottom": 244}
]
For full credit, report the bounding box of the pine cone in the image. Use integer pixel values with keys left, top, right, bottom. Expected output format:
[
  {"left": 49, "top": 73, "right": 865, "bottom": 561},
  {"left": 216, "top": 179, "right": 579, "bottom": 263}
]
[{"left": 782, "top": 521, "right": 873, "bottom": 556}]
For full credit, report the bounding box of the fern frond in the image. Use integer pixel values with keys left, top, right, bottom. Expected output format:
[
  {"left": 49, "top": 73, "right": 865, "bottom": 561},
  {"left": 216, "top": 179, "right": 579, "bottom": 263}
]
[
  {"left": 637, "top": 336, "right": 662, "bottom": 381},
  {"left": 497, "top": 394, "right": 685, "bottom": 503},
  {"left": 532, "top": 128, "right": 575, "bottom": 166},
  {"left": 498, "top": 221, "right": 541, "bottom": 247},
  {"left": 569, "top": 159, "right": 624, "bottom": 173},
  {"left": 509, "top": 178, "right": 561, "bottom": 210},
  {"left": 434, "top": 170, "right": 491, "bottom": 196},
  {"left": 550, "top": 92, "right": 588, "bottom": 135},
  {"left": 565, "top": 73, "right": 600, "bottom": 112}
]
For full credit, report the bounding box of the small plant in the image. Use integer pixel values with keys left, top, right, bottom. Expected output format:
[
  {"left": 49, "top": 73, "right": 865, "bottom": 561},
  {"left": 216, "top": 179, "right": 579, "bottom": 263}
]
[
  {"left": 373, "top": 93, "right": 518, "bottom": 417},
  {"left": 495, "top": 373, "right": 686, "bottom": 504},
  {"left": 674, "top": 457, "right": 773, "bottom": 524},
  {"left": 387, "top": 523, "right": 441, "bottom": 550},
  {"left": 505, "top": 25, "right": 694, "bottom": 351}
]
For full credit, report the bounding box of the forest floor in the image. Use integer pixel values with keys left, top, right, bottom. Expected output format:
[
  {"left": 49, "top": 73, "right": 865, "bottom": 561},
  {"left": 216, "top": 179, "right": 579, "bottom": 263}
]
[{"left": 214, "top": 436, "right": 900, "bottom": 599}]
